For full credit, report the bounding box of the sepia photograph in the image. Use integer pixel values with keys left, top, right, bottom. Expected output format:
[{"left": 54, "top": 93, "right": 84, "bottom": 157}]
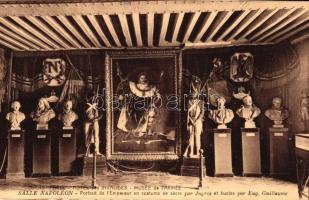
[
  {"left": 106, "top": 50, "right": 181, "bottom": 160},
  {"left": 0, "top": 0, "right": 307, "bottom": 200}
]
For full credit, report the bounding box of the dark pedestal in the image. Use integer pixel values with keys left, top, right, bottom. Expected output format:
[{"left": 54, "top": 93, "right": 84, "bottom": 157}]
[
  {"left": 295, "top": 134, "right": 309, "bottom": 199},
  {"left": 180, "top": 157, "right": 206, "bottom": 177},
  {"left": 82, "top": 155, "right": 107, "bottom": 176},
  {"left": 269, "top": 127, "right": 289, "bottom": 177},
  {"left": 32, "top": 130, "right": 51, "bottom": 176},
  {"left": 58, "top": 128, "right": 76, "bottom": 174},
  {"left": 6, "top": 130, "right": 25, "bottom": 179},
  {"left": 241, "top": 128, "right": 261, "bottom": 176},
  {"left": 213, "top": 128, "right": 233, "bottom": 177}
]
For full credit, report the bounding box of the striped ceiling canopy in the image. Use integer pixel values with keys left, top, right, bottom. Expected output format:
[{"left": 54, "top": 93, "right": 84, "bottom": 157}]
[{"left": 0, "top": 0, "right": 308, "bottom": 51}]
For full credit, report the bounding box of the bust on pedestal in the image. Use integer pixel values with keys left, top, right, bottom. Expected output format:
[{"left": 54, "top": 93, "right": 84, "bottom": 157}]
[
  {"left": 236, "top": 95, "right": 261, "bottom": 128},
  {"left": 58, "top": 100, "right": 78, "bottom": 174},
  {"left": 6, "top": 101, "right": 25, "bottom": 130},
  {"left": 209, "top": 97, "right": 234, "bottom": 176},
  {"left": 58, "top": 100, "right": 78, "bottom": 129},
  {"left": 30, "top": 98, "right": 55, "bottom": 175},
  {"left": 265, "top": 97, "right": 289, "bottom": 128},
  {"left": 265, "top": 97, "right": 290, "bottom": 177},
  {"left": 6, "top": 101, "right": 26, "bottom": 178},
  {"left": 208, "top": 97, "right": 234, "bottom": 129},
  {"left": 30, "top": 98, "right": 56, "bottom": 130},
  {"left": 236, "top": 95, "right": 261, "bottom": 176}
]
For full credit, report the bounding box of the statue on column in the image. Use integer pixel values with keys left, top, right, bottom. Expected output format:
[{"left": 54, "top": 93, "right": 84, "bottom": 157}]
[
  {"left": 30, "top": 98, "right": 56, "bottom": 130},
  {"left": 236, "top": 95, "right": 261, "bottom": 128},
  {"left": 208, "top": 96, "right": 234, "bottom": 129},
  {"left": 6, "top": 101, "right": 25, "bottom": 130},
  {"left": 183, "top": 76, "right": 205, "bottom": 158},
  {"left": 264, "top": 97, "right": 289, "bottom": 128},
  {"left": 58, "top": 100, "right": 78, "bottom": 129},
  {"left": 84, "top": 92, "right": 102, "bottom": 156}
]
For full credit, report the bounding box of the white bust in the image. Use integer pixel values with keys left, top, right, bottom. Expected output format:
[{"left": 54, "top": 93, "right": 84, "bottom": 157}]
[
  {"left": 58, "top": 100, "right": 78, "bottom": 129},
  {"left": 236, "top": 95, "right": 261, "bottom": 128},
  {"left": 30, "top": 98, "right": 56, "bottom": 129},
  {"left": 209, "top": 97, "right": 234, "bottom": 129},
  {"left": 6, "top": 101, "right": 25, "bottom": 130},
  {"left": 265, "top": 97, "right": 289, "bottom": 127}
]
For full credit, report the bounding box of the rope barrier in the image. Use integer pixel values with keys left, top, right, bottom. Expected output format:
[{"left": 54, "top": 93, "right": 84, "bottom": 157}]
[{"left": 108, "top": 161, "right": 156, "bottom": 173}]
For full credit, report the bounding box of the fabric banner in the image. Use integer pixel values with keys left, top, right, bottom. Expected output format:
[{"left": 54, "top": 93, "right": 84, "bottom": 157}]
[{"left": 11, "top": 73, "right": 101, "bottom": 93}]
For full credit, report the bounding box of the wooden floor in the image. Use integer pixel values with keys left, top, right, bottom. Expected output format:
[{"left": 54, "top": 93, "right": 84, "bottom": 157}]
[{"left": 0, "top": 172, "right": 302, "bottom": 200}]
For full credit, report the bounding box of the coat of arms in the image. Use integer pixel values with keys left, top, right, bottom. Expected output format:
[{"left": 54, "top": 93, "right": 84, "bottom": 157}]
[
  {"left": 230, "top": 52, "right": 254, "bottom": 82},
  {"left": 43, "top": 58, "right": 66, "bottom": 86}
]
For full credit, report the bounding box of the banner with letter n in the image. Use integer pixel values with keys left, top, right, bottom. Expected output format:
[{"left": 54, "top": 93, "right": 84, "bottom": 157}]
[{"left": 43, "top": 58, "right": 66, "bottom": 87}]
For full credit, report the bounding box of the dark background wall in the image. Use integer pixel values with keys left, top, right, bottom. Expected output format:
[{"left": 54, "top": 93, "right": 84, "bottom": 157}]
[{"left": 0, "top": 41, "right": 307, "bottom": 177}]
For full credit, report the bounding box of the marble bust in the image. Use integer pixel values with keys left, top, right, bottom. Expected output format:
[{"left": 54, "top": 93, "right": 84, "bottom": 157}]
[
  {"left": 236, "top": 95, "right": 261, "bottom": 128},
  {"left": 58, "top": 100, "right": 78, "bottom": 129},
  {"left": 30, "top": 98, "right": 56, "bottom": 130},
  {"left": 6, "top": 101, "right": 25, "bottom": 130},
  {"left": 208, "top": 97, "right": 234, "bottom": 129},
  {"left": 265, "top": 97, "right": 289, "bottom": 128}
]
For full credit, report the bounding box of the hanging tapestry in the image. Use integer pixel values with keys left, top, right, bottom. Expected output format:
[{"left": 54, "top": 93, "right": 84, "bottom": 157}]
[{"left": 58, "top": 55, "right": 85, "bottom": 104}]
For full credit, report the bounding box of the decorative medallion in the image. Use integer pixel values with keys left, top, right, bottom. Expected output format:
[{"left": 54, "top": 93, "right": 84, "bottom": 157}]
[
  {"left": 43, "top": 58, "right": 66, "bottom": 86},
  {"left": 230, "top": 52, "right": 254, "bottom": 82}
]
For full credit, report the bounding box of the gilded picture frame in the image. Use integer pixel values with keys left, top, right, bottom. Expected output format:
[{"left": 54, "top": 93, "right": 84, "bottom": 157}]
[{"left": 105, "top": 50, "right": 182, "bottom": 161}]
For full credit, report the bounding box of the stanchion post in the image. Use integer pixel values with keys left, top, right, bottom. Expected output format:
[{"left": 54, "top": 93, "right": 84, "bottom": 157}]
[
  {"left": 198, "top": 149, "right": 204, "bottom": 188},
  {"left": 92, "top": 129, "right": 98, "bottom": 188}
]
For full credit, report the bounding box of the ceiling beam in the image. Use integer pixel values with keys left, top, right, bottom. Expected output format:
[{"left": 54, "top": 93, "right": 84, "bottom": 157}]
[
  {"left": 0, "top": 17, "right": 50, "bottom": 49},
  {"left": 250, "top": 8, "right": 297, "bottom": 41},
  {"left": 0, "top": 1, "right": 306, "bottom": 16},
  {"left": 72, "top": 15, "right": 101, "bottom": 48},
  {"left": 118, "top": 14, "right": 133, "bottom": 47},
  {"left": 56, "top": 16, "right": 91, "bottom": 48},
  {"left": 182, "top": 12, "right": 201, "bottom": 43},
  {"left": 291, "top": 33, "right": 309, "bottom": 44},
  {"left": 266, "top": 18, "right": 309, "bottom": 42},
  {"left": 171, "top": 13, "right": 184, "bottom": 44},
  {"left": 0, "top": 24, "right": 40, "bottom": 50},
  {"left": 0, "top": 31, "right": 30, "bottom": 50},
  {"left": 42, "top": 16, "right": 81, "bottom": 48},
  {"left": 27, "top": 16, "right": 71, "bottom": 49},
  {"left": 87, "top": 15, "right": 111, "bottom": 47},
  {"left": 159, "top": 13, "right": 170, "bottom": 46},
  {"left": 206, "top": 11, "right": 233, "bottom": 42},
  {"left": 132, "top": 14, "right": 143, "bottom": 47},
  {"left": 227, "top": 9, "right": 264, "bottom": 41},
  {"left": 102, "top": 14, "right": 122, "bottom": 47},
  {"left": 0, "top": 39, "right": 21, "bottom": 51},
  {"left": 184, "top": 40, "right": 273, "bottom": 49},
  {"left": 10, "top": 16, "right": 60, "bottom": 49},
  {"left": 217, "top": 10, "right": 251, "bottom": 41},
  {"left": 256, "top": 9, "right": 308, "bottom": 42},
  {"left": 147, "top": 13, "right": 154, "bottom": 47},
  {"left": 194, "top": 11, "right": 218, "bottom": 42},
  {"left": 239, "top": 8, "right": 279, "bottom": 40},
  {"left": 275, "top": 22, "right": 309, "bottom": 43}
]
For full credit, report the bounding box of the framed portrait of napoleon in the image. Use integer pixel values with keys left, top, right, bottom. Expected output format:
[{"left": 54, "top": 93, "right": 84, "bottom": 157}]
[{"left": 105, "top": 50, "right": 182, "bottom": 160}]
